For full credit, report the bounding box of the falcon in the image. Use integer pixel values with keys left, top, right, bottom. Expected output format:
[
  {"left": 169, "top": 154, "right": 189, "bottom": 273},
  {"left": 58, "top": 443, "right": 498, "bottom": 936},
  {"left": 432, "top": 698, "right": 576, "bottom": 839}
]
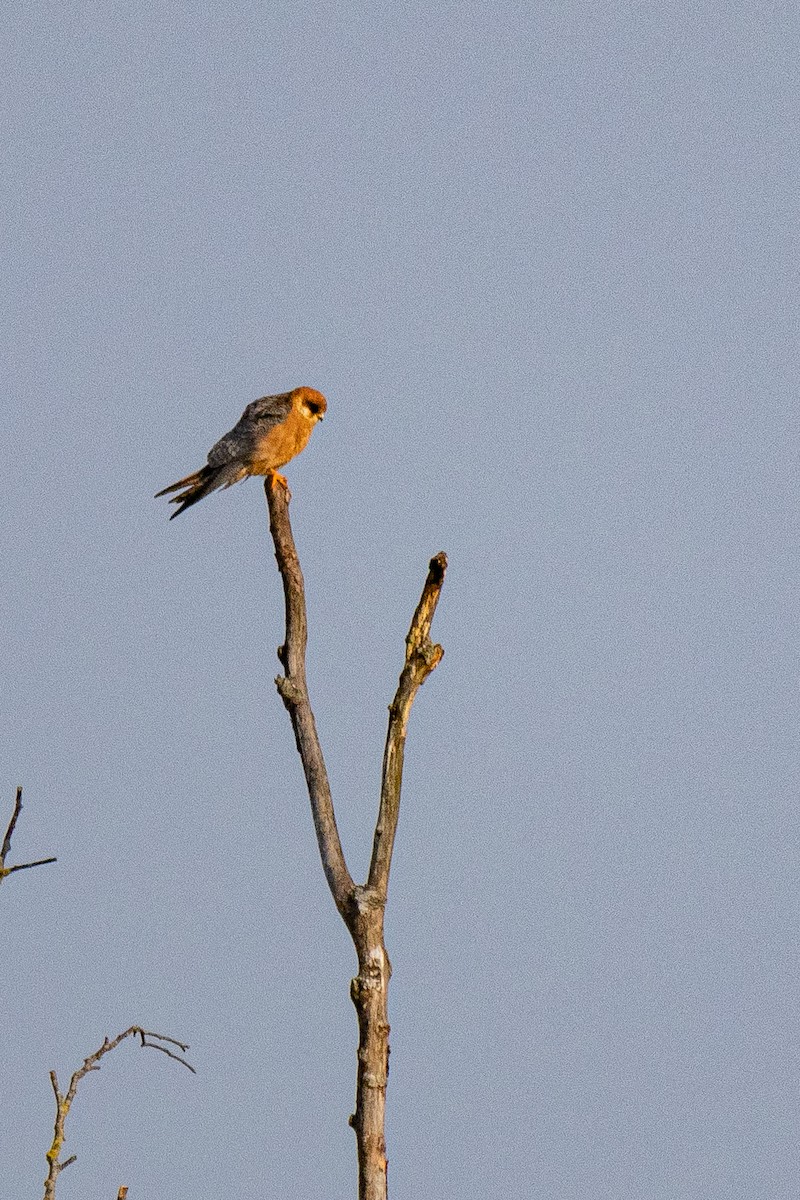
[{"left": 156, "top": 386, "right": 326, "bottom": 518}]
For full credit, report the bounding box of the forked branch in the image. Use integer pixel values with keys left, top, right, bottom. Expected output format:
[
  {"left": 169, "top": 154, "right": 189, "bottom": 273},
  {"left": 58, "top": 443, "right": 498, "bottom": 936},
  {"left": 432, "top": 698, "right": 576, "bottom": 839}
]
[
  {"left": 0, "top": 787, "right": 57, "bottom": 882},
  {"left": 265, "top": 479, "right": 446, "bottom": 1200},
  {"left": 43, "top": 1027, "right": 194, "bottom": 1200}
]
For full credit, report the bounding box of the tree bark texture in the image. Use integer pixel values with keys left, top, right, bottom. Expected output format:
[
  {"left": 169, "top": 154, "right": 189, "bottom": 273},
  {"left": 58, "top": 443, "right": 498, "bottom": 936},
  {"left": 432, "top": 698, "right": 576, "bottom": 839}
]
[{"left": 265, "top": 480, "right": 446, "bottom": 1200}]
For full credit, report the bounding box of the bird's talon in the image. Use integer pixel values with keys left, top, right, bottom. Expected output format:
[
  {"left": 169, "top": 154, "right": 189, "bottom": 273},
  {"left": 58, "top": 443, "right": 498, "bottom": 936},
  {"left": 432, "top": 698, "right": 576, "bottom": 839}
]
[{"left": 268, "top": 471, "right": 291, "bottom": 497}]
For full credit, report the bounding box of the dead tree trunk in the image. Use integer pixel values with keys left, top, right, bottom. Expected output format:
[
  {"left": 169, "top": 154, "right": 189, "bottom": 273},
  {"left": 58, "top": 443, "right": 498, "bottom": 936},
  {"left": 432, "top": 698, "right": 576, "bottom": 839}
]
[{"left": 266, "top": 480, "right": 446, "bottom": 1200}]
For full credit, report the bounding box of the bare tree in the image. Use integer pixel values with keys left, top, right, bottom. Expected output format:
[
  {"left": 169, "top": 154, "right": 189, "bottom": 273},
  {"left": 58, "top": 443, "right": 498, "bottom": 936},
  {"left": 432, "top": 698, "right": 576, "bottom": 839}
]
[
  {"left": 266, "top": 480, "right": 447, "bottom": 1200},
  {"left": 42, "top": 1026, "right": 194, "bottom": 1200}
]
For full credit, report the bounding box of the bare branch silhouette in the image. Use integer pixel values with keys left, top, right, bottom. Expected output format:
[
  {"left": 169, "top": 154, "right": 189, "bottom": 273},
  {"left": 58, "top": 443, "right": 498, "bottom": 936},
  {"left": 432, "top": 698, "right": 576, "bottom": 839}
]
[
  {"left": 1, "top": 787, "right": 57, "bottom": 882},
  {"left": 265, "top": 479, "right": 446, "bottom": 1200},
  {"left": 43, "top": 1027, "right": 194, "bottom": 1200}
]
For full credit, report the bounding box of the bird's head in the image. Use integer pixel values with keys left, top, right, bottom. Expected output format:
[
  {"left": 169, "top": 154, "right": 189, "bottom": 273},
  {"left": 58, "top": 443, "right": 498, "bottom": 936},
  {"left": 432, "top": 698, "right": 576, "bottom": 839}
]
[{"left": 293, "top": 387, "right": 327, "bottom": 423}]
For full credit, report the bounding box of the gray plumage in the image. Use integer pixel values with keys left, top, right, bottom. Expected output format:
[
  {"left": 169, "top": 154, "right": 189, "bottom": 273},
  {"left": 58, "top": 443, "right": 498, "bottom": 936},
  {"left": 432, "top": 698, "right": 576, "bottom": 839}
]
[{"left": 206, "top": 393, "right": 293, "bottom": 468}]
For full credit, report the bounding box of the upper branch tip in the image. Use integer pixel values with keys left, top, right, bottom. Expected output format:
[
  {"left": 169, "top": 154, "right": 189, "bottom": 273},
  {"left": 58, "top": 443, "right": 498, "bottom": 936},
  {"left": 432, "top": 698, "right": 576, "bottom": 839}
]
[{"left": 429, "top": 551, "right": 448, "bottom": 580}]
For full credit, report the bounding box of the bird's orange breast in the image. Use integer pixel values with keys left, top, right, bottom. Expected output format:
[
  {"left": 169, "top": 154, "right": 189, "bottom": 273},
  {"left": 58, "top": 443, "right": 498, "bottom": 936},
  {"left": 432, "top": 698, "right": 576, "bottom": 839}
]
[{"left": 250, "top": 403, "right": 317, "bottom": 472}]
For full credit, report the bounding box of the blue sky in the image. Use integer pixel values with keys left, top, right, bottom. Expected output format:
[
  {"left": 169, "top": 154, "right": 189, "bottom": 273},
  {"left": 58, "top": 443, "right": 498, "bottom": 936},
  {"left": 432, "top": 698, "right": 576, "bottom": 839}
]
[{"left": 3, "top": 2, "right": 798, "bottom": 1197}]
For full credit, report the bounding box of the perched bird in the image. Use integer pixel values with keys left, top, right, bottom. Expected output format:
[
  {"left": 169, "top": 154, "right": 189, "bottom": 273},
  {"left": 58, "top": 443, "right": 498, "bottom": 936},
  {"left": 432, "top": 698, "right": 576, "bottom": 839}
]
[{"left": 156, "top": 386, "right": 327, "bottom": 518}]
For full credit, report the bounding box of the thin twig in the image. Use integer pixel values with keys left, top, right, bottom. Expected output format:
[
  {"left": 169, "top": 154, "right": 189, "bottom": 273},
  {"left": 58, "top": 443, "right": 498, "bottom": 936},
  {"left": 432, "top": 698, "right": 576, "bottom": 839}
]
[
  {"left": 43, "top": 1027, "right": 194, "bottom": 1200},
  {"left": 0, "top": 787, "right": 57, "bottom": 883},
  {"left": 4, "top": 857, "right": 59, "bottom": 875},
  {"left": 137, "top": 1029, "right": 193, "bottom": 1053},
  {"left": 1, "top": 786, "right": 23, "bottom": 861},
  {"left": 137, "top": 1029, "right": 195, "bottom": 1073}
]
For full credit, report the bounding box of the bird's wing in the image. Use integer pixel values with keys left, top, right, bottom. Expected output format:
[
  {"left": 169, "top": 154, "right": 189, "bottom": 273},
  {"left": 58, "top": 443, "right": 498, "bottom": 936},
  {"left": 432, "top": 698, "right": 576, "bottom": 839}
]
[{"left": 207, "top": 392, "right": 293, "bottom": 466}]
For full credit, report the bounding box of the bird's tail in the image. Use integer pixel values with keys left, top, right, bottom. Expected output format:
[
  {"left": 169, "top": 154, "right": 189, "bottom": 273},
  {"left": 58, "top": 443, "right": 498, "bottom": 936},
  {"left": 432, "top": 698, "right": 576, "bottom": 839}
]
[{"left": 155, "top": 463, "right": 246, "bottom": 518}]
